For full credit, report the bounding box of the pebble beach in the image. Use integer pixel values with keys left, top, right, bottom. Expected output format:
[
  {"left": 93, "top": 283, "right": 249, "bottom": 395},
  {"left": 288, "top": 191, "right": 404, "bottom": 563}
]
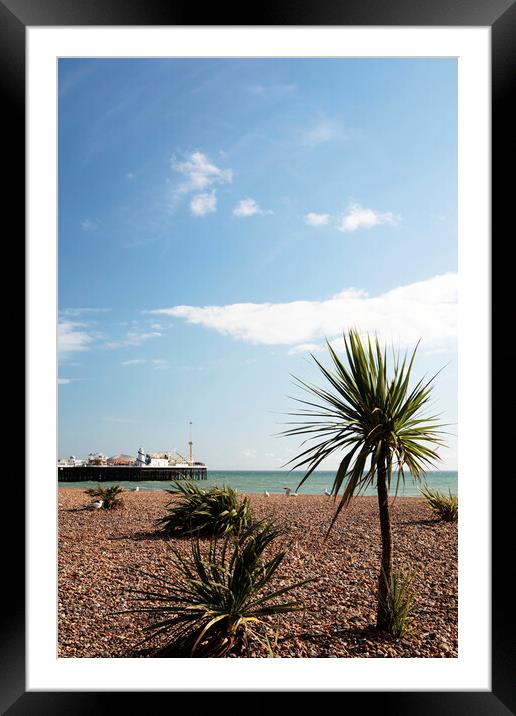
[{"left": 58, "top": 489, "right": 458, "bottom": 658}]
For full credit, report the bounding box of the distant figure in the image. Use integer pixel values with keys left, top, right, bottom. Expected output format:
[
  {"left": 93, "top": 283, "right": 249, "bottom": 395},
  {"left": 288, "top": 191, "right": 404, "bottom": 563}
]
[
  {"left": 324, "top": 488, "right": 331, "bottom": 496},
  {"left": 264, "top": 490, "right": 270, "bottom": 497},
  {"left": 133, "top": 486, "right": 140, "bottom": 492}
]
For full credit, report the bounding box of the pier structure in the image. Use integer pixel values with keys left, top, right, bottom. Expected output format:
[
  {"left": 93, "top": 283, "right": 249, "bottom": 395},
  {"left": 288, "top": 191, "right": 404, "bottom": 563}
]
[
  {"left": 58, "top": 464, "right": 207, "bottom": 483},
  {"left": 58, "top": 422, "right": 207, "bottom": 482}
]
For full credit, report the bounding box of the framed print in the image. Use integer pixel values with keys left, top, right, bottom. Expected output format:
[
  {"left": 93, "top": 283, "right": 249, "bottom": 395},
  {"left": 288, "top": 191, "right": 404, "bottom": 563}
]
[{"left": 5, "top": 0, "right": 513, "bottom": 712}]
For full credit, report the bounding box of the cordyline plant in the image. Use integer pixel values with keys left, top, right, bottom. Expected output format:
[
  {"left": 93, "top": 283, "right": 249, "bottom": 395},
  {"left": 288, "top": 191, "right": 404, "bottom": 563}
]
[
  {"left": 85, "top": 484, "right": 124, "bottom": 510},
  {"left": 156, "top": 481, "right": 253, "bottom": 537},
  {"left": 281, "top": 329, "right": 447, "bottom": 633},
  {"left": 419, "top": 485, "right": 458, "bottom": 522},
  {"left": 378, "top": 566, "right": 416, "bottom": 638},
  {"left": 119, "top": 521, "right": 317, "bottom": 657}
]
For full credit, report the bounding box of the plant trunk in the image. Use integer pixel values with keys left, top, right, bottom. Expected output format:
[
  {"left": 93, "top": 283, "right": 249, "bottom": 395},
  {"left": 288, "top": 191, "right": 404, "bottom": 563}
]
[{"left": 376, "top": 447, "right": 392, "bottom": 631}]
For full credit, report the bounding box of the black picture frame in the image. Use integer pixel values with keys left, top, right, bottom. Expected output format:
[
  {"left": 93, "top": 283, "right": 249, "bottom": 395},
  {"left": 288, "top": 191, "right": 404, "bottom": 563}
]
[{"left": 6, "top": 0, "right": 513, "bottom": 712}]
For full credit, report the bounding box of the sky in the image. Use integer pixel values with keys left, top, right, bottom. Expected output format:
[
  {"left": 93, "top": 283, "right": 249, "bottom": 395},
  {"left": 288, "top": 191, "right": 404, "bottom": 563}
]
[{"left": 58, "top": 58, "right": 458, "bottom": 470}]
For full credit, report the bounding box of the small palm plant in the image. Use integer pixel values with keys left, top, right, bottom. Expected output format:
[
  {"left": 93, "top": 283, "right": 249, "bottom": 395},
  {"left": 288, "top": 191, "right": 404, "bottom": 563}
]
[
  {"left": 419, "top": 485, "right": 458, "bottom": 522},
  {"left": 121, "top": 522, "right": 317, "bottom": 657},
  {"left": 282, "top": 329, "right": 446, "bottom": 633},
  {"left": 378, "top": 566, "right": 416, "bottom": 638},
  {"left": 85, "top": 484, "right": 124, "bottom": 510},
  {"left": 156, "top": 481, "right": 253, "bottom": 537}
]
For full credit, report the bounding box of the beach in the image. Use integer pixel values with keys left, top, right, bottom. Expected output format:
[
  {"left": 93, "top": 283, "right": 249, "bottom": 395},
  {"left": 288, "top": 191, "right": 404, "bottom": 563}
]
[{"left": 58, "top": 489, "right": 458, "bottom": 658}]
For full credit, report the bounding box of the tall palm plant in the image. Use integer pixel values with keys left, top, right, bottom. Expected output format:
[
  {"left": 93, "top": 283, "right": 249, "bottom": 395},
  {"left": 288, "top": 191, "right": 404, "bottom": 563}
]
[{"left": 282, "top": 329, "right": 446, "bottom": 631}]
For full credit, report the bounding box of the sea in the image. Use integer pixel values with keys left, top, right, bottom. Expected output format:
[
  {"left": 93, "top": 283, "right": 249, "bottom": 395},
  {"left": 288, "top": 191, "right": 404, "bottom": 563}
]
[{"left": 58, "top": 470, "right": 457, "bottom": 496}]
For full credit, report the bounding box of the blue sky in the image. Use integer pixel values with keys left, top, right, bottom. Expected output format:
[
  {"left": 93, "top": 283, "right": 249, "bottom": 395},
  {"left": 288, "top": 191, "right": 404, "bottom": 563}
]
[{"left": 58, "top": 58, "right": 457, "bottom": 469}]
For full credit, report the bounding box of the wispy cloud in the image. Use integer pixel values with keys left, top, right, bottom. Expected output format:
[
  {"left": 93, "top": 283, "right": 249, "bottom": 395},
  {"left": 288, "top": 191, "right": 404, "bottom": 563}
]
[
  {"left": 338, "top": 202, "right": 401, "bottom": 233},
  {"left": 125, "top": 331, "right": 161, "bottom": 345},
  {"left": 304, "top": 212, "right": 330, "bottom": 227},
  {"left": 300, "top": 117, "right": 346, "bottom": 147},
  {"left": 58, "top": 378, "right": 72, "bottom": 384},
  {"left": 151, "top": 359, "right": 168, "bottom": 370},
  {"left": 190, "top": 191, "right": 217, "bottom": 216},
  {"left": 104, "top": 331, "right": 161, "bottom": 350},
  {"left": 303, "top": 203, "right": 400, "bottom": 233},
  {"left": 121, "top": 357, "right": 168, "bottom": 368},
  {"left": 288, "top": 343, "right": 325, "bottom": 355},
  {"left": 81, "top": 219, "right": 97, "bottom": 231},
  {"left": 233, "top": 198, "right": 272, "bottom": 218},
  {"left": 246, "top": 83, "right": 296, "bottom": 99},
  {"left": 170, "top": 151, "right": 233, "bottom": 216},
  {"left": 61, "top": 307, "right": 111, "bottom": 317},
  {"left": 176, "top": 150, "right": 229, "bottom": 189},
  {"left": 149, "top": 274, "right": 457, "bottom": 350},
  {"left": 58, "top": 320, "right": 96, "bottom": 360}
]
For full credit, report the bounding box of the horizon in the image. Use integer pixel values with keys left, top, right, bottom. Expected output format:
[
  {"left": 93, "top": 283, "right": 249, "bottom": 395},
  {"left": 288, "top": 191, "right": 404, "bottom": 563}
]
[
  {"left": 58, "top": 57, "right": 457, "bottom": 470},
  {"left": 57, "top": 461, "right": 457, "bottom": 473}
]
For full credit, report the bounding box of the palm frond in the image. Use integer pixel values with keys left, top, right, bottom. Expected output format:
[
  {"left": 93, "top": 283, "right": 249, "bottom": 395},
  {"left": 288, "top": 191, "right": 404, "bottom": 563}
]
[
  {"left": 120, "top": 521, "right": 318, "bottom": 657},
  {"left": 156, "top": 482, "right": 254, "bottom": 537},
  {"left": 280, "top": 329, "right": 447, "bottom": 530}
]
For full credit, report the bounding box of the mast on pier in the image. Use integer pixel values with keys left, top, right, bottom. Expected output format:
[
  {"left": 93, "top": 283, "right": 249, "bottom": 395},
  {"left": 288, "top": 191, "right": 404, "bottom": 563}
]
[{"left": 188, "top": 421, "right": 193, "bottom": 465}]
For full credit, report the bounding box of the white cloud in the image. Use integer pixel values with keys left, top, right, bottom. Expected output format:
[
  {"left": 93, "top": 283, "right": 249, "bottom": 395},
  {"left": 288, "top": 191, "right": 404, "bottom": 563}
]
[
  {"left": 125, "top": 331, "right": 161, "bottom": 344},
  {"left": 190, "top": 191, "right": 216, "bottom": 217},
  {"left": 170, "top": 152, "right": 232, "bottom": 215},
  {"left": 170, "top": 152, "right": 233, "bottom": 203},
  {"left": 149, "top": 274, "right": 457, "bottom": 350},
  {"left": 233, "top": 198, "right": 271, "bottom": 218},
  {"left": 338, "top": 202, "right": 400, "bottom": 233},
  {"left": 171, "top": 151, "right": 233, "bottom": 191},
  {"left": 288, "top": 343, "right": 325, "bottom": 355},
  {"left": 151, "top": 359, "right": 168, "bottom": 370},
  {"left": 301, "top": 118, "right": 346, "bottom": 147},
  {"left": 58, "top": 378, "right": 71, "bottom": 384},
  {"left": 304, "top": 212, "right": 330, "bottom": 227},
  {"left": 104, "top": 331, "right": 161, "bottom": 350},
  {"left": 58, "top": 320, "right": 95, "bottom": 360},
  {"left": 121, "top": 359, "right": 146, "bottom": 366},
  {"left": 62, "top": 307, "right": 111, "bottom": 317}
]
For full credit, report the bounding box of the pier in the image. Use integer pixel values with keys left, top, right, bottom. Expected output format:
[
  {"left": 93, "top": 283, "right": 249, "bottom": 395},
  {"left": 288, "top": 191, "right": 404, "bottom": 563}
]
[{"left": 58, "top": 464, "right": 208, "bottom": 483}]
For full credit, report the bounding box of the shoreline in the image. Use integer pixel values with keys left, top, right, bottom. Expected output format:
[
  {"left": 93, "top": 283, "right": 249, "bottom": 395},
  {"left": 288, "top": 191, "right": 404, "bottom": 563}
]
[
  {"left": 58, "top": 486, "right": 432, "bottom": 497},
  {"left": 58, "top": 471, "right": 458, "bottom": 498},
  {"left": 58, "top": 489, "right": 457, "bottom": 658}
]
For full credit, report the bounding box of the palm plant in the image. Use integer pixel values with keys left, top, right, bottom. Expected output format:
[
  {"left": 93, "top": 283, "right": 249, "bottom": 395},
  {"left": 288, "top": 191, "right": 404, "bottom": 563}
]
[
  {"left": 120, "top": 521, "right": 316, "bottom": 657},
  {"left": 419, "top": 485, "right": 458, "bottom": 522},
  {"left": 156, "top": 481, "right": 254, "bottom": 537},
  {"left": 378, "top": 566, "right": 416, "bottom": 638},
  {"left": 85, "top": 484, "right": 124, "bottom": 510},
  {"left": 282, "top": 329, "right": 446, "bottom": 632}
]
